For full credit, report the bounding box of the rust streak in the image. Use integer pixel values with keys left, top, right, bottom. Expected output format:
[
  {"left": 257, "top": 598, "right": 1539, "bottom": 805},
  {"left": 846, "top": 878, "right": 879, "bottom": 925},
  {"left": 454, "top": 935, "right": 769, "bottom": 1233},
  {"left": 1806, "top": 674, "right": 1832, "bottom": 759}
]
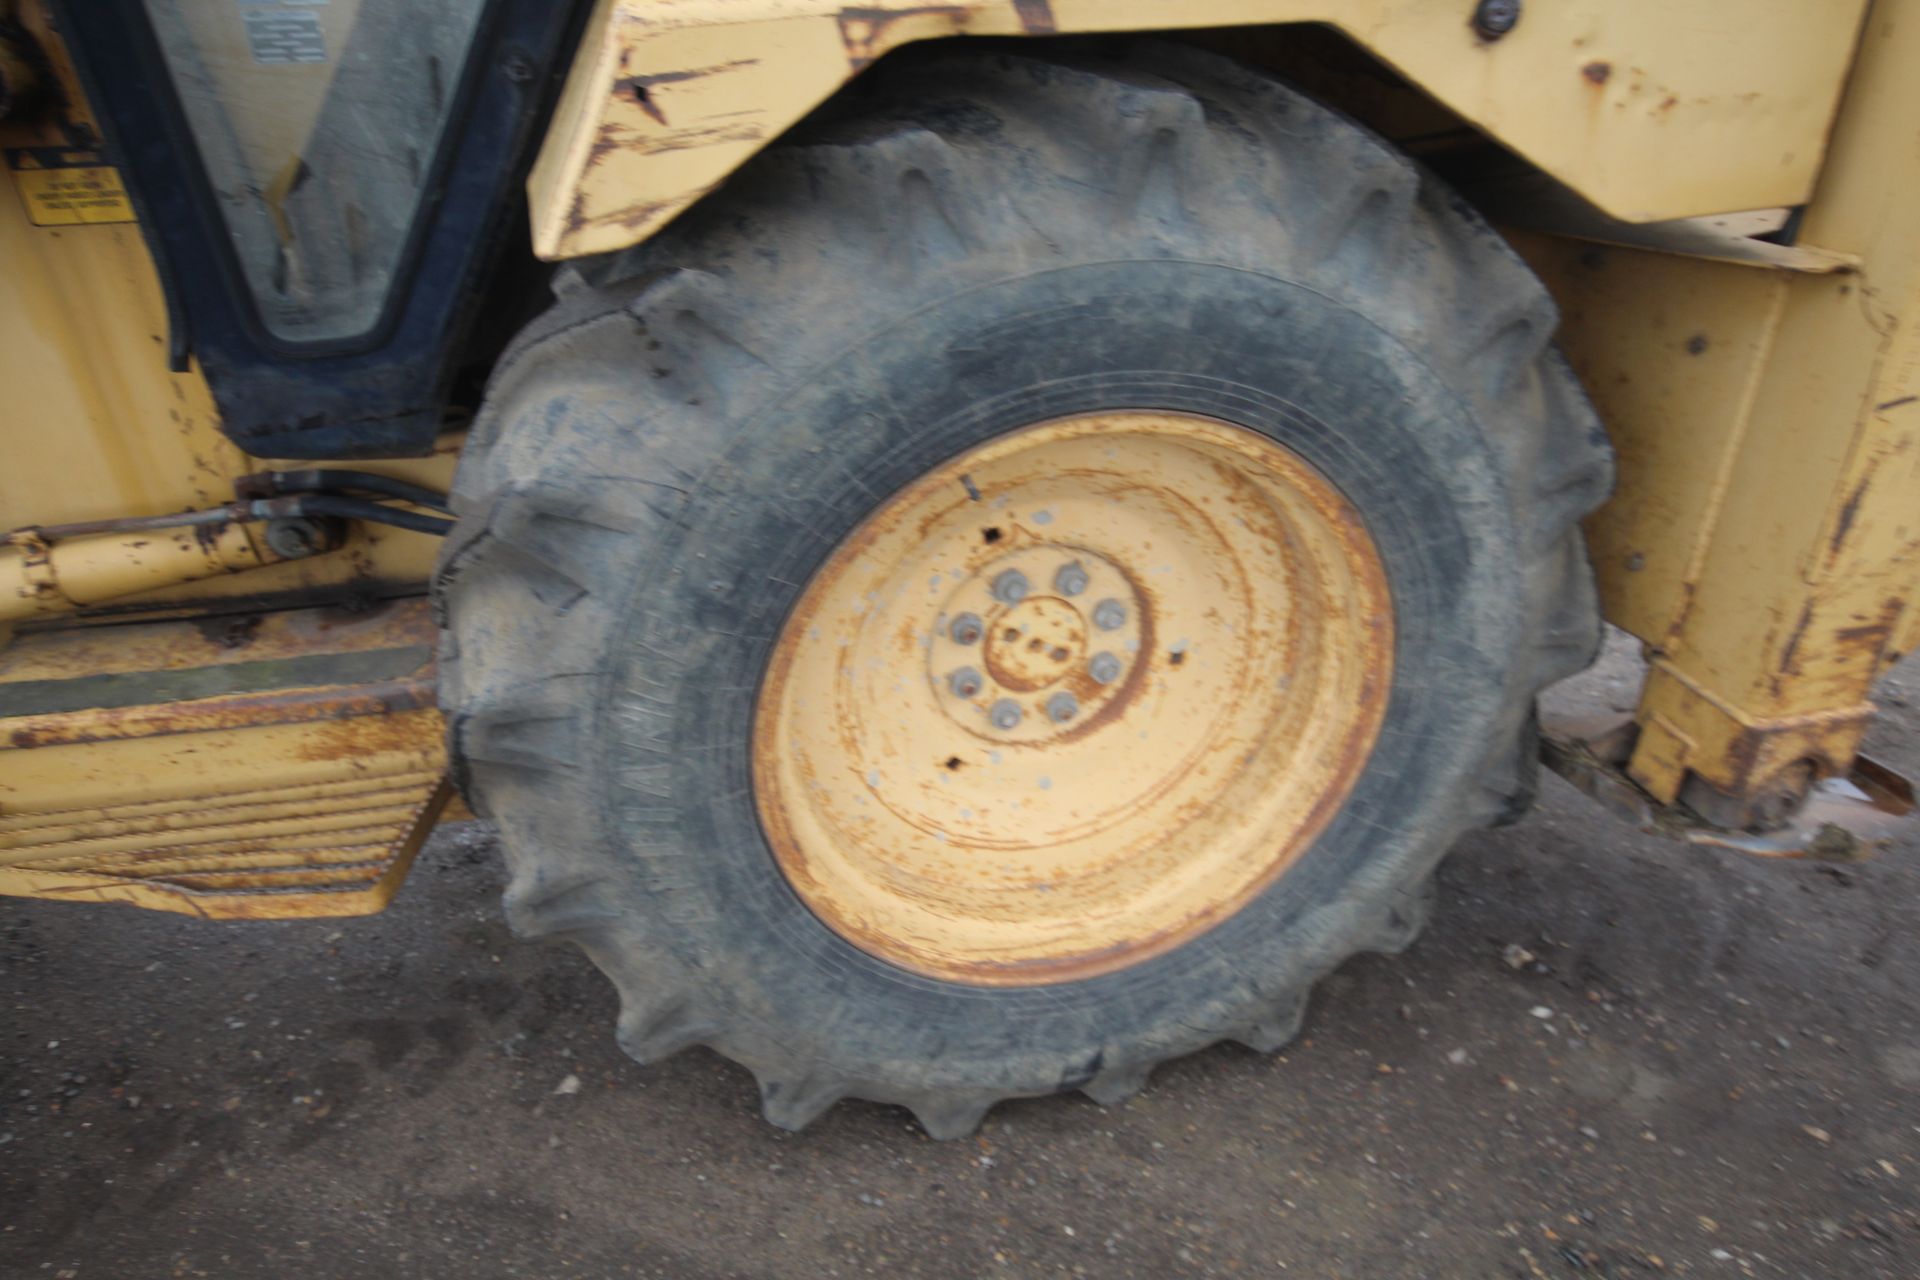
[
  {"left": 836, "top": 5, "right": 970, "bottom": 70},
  {"left": 3, "top": 678, "right": 437, "bottom": 750},
  {"left": 587, "top": 120, "right": 632, "bottom": 168},
  {"left": 620, "top": 59, "right": 759, "bottom": 90},
  {"left": 1830, "top": 476, "right": 1869, "bottom": 555},
  {"left": 1835, "top": 621, "right": 1892, "bottom": 650},
  {"left": 1777, "top": 601, "right": 1817, "bottom": 678},
  {"left": 1012, "top": 0, "right": 1056, "bottom": 34},
  {"left": 613, "top": 59, "right": 761, "bottom": 129},
  {"left": 628, "top": 122, "right": 766, "bottom": 159}
]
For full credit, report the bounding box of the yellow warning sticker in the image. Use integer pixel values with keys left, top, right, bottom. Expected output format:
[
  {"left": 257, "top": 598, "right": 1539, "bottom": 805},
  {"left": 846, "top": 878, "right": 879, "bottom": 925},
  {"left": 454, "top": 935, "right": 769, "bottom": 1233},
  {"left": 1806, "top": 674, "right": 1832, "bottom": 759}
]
[{"left": 6, "top": 146, "right": 135, "bottom": 226}]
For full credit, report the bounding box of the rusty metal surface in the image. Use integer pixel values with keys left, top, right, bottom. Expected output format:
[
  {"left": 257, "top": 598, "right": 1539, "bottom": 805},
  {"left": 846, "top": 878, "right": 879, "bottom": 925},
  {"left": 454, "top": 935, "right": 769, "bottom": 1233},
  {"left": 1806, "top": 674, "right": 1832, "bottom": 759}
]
[
  {"left": 0, "top": 678, "right": 436, "bottom": 751},
  {"left": 531, "top": 0, "right": 1867, "bottom": 260},
  {"left": 0, "top": 776, "right": 451, "bottom": 919},
  {"left": 0, "top": 595, "right": 436, "bottom": 684},
  {"left": 1508, "top": 0, "right": 1920, "bottom": 815},
  {"left": 1541, "top": 715, "right": 1915, "bottom": 862},
  {"left": 752, "top": 411, "right": 1393, "bottom": 984},
  {"left": 0, "top": 598, "right": 451, "bottom": 917},
  {"left": 1, "top": 521, "right": 280, "bottom": 623}
]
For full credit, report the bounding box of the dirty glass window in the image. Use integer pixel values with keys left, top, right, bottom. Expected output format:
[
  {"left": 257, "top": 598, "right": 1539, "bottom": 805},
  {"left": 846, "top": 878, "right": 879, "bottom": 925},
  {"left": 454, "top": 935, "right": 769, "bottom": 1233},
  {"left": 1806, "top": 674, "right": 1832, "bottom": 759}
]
[{"left": 142, "top": 0, "right": 490, "bottom": 343}]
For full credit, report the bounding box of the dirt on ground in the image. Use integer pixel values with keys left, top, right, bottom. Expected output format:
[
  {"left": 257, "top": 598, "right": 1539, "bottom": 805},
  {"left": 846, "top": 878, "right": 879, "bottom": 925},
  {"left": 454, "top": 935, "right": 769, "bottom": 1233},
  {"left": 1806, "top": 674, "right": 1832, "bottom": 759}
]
[{"left": 3, "top": 641, "right": 1918, "bottom": 1279}]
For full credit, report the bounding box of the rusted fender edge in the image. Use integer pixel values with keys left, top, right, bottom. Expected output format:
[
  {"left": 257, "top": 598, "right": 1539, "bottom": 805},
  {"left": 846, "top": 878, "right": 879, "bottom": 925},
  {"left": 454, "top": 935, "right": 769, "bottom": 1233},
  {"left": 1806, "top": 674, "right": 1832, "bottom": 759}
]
[{"left": 1540, "top": 715, "right": 1915, "bottom": 861}]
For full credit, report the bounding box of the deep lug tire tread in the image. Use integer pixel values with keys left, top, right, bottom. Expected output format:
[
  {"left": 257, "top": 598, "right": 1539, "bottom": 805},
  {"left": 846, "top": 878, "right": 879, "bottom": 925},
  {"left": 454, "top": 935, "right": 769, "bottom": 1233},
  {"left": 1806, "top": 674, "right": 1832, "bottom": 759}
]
[{"left": 435, "top": 43, "right": 1610, "bottom": 1137}]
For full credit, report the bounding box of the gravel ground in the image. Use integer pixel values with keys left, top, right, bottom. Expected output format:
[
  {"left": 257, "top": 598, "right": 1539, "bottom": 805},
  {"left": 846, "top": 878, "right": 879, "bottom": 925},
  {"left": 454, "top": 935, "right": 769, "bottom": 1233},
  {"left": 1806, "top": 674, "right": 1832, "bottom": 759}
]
[{"left": 2, "top": 642, "right": 1916, "bottom": 1279}]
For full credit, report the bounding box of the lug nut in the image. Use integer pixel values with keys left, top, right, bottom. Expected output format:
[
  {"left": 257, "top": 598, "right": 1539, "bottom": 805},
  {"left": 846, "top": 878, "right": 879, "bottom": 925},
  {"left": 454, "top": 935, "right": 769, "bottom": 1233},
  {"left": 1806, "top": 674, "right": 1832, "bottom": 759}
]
[
  {"left": 1088, "top": 652, "right": 1122, "bottom": 684},
  {"left": 991, "top": 569, "right": 1030, "bottom": 605},
  {"left": 989, "top": 699, "right": 1023, "bottom": 730},
  {"left": 1053, "top": 562, "right": 1089, "bottom": 596},
  {"left": 949, "top": 612, "right": 984, "bottom": 645},
  {"left": 1092, "top": 599, "right": 1127, "bottom": 631},
  {"left": 948, "top": 667, "right": 984, "bottom": 698},
  {"left": 1045, "top": 692, "right": 1079, "bottom": 723}
]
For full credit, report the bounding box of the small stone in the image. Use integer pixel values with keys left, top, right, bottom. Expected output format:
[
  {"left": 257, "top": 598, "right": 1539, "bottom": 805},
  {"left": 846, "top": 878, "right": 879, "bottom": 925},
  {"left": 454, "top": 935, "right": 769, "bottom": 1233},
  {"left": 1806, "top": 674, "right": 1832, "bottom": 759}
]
[
  {"left": 1801, "top": 1125, "right": 1831, "bottom": 1144},
  {"left": 553, "top": 1074, "right": 582, "bottom": 1096},
  {"left": 1529, "top": 1006, "right": 1554, "bottom": 1020},
  {"left": 1503, "top": 944, "right": 1536, "bottom": 970},
  {"left": 1445, "top": 1048, "right": 1469, "bottom": 1066},
  {"left": 1709, "top": 1248, "right": 1732, "bottom": 1261}
]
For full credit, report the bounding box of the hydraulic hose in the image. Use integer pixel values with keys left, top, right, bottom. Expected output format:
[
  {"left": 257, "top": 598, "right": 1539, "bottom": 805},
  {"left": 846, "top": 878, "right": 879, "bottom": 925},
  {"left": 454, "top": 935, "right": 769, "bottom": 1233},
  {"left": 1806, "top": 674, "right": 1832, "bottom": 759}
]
[
  {"left": 285, "top": 494, "right": 454, "bottom": 536},
  {"left": 254, "top": 468, "right": 452, "bottom": 513}
]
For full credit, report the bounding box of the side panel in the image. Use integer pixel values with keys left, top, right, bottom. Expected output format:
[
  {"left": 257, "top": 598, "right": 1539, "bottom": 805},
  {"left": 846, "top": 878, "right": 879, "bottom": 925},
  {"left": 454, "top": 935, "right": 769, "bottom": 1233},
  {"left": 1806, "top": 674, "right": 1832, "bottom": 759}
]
[
  {"left": 0, "top": 169, "right": 454, "bottom": 605},
  {"left": 531, "top": 0, "right": 1867, "bottom": 260},
  {"left": 1514, "top": 0, "right": 1920, "bottom": 813},
  {"left": 0, "top": 4, "right": 449, "bottom": 607}
]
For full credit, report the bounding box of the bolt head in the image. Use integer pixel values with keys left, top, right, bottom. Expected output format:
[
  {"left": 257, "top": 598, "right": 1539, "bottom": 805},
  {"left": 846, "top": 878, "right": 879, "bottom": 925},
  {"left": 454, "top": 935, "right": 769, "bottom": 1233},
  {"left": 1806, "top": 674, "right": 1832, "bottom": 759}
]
[
  {"left": 991, "top": 569, "right": 1030, "bottom": 605},
  {"left": 949, "top": 612, "right": 984, "bottom": 645},
  {"left": 1088, "top": 652, "right": 1122, "bottom": 685},
  {"left": 989, "top": 699, "right": 1023, "bottom": 730},
  {"left": 1045, "top": 692, "right": 1079, "bottom": 723},
  {"left": 1471, "top": 0, "right": 1521, "bottom": 38},
  {"left": 264, "top": 517, "right": 325, "bottom": 559},
  {"left": 1053, "top": 562, "right": 1089, "bottom": 596},
  {"left": 948, "top": 667, "right": 984, "bottom": 699},
  {"left": 1091, "top": 599, "right": 1127, "bottom": 631}
]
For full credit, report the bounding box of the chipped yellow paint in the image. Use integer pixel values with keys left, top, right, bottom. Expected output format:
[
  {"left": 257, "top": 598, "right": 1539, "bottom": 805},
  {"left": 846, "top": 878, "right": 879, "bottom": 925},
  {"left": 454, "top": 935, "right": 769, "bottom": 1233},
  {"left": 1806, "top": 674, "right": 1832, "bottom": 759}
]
[
  {"left": 753, "top": 412, "right": 1392, "bottom": 983},
  {"left": 1510, "top": 0, "right": 1920, "bottom": 815},
  {"left": 1, "top": 522, "right": 276, "bottom": 623},
  {"left": 0, "top": 2, "right": 451, "bottom": 614},
  {"left": 533, "top": 0, "right": 1868, "bottom": 260},
  {"left": 0, "top": 599, "right": 450, "bottom": 918}
]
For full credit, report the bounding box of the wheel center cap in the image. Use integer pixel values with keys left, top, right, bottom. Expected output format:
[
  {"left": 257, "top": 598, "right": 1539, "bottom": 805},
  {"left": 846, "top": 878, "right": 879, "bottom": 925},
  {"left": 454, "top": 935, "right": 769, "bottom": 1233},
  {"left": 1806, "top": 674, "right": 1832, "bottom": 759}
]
[{"left": 984, "top": 597, "right": 1086, "bottom": 691}]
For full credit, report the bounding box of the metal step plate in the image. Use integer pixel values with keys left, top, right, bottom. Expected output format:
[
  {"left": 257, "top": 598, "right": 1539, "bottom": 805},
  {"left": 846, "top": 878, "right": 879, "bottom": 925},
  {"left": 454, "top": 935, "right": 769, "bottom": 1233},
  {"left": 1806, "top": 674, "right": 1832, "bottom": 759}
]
[{"left": 0, "top": 598, "right": 451, "bottom": 918}]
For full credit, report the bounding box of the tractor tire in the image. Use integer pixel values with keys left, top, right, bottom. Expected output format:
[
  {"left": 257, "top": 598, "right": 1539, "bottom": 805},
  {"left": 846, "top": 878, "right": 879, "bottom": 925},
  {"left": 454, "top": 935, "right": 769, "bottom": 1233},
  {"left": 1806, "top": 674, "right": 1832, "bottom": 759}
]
[{"left": 434, "top": 43, "right": 1612, "bottom": 1138}]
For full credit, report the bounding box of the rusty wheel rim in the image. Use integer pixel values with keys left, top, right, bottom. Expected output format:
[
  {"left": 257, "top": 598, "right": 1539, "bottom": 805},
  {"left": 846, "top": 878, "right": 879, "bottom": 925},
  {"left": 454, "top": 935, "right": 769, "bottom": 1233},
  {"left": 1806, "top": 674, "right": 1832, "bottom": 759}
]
[{"left": 752, "top": 411, "right": 1394, "bottom": 985}]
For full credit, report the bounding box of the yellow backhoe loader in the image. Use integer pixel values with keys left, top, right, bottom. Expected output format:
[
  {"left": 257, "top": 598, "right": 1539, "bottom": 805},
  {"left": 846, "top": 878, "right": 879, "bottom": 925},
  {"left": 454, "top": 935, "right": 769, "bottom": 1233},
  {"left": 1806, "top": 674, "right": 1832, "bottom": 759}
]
[{"left": 2, "top": 0, "right": 1914, "bottom": 1137}]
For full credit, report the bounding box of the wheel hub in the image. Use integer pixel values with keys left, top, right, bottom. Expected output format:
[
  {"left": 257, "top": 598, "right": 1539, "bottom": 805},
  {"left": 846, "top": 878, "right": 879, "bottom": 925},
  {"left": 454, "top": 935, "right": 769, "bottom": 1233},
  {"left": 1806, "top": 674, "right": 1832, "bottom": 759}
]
[
  {"left": 930, "top": 547, "right": 1143, "bottom": 737},
  {"left": 752, "top": 411, "right": 1393, "bottom": 985}
]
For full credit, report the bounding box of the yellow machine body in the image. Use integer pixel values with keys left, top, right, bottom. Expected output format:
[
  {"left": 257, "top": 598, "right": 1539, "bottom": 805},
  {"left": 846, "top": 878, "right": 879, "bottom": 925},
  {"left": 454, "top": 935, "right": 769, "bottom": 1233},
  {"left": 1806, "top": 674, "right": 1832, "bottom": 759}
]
[
  {"left": 531, "top": 0, "right": 1868, "bottom": 259},
  {"left": 0, "top": 0, "right": 1914, "bottom": 914}
]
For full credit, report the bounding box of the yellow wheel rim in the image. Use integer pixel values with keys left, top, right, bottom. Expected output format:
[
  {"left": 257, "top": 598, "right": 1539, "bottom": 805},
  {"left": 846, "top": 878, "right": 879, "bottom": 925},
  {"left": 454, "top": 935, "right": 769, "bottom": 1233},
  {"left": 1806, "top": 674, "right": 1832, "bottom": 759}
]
[{"left": 753, "top": 411, "right": 1394, "bottom": 985}]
